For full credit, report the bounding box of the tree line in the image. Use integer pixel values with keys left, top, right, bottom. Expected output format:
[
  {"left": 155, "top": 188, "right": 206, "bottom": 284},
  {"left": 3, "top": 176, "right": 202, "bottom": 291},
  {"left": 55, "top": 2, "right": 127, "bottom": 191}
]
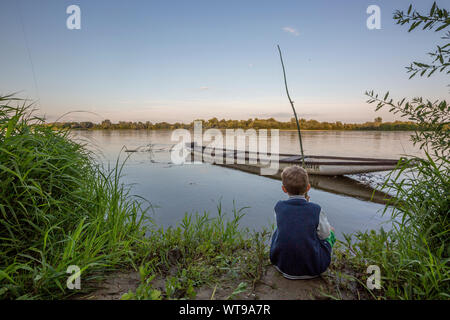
[{"left": 49, "top": 116, "right": 420, "bottom": 131}]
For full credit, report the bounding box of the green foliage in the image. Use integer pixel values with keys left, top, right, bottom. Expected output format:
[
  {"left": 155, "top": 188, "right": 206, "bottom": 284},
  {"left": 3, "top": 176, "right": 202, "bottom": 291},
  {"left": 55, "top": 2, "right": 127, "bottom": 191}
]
[
  {"left": 0, "top": 95, "right": 151, "bottom": 299},
  {"left": 382, "top": 155, "right": 449, "bottom": 247},
  {"left": 49, "top": 117, "right": 419, "bottom": 131},
  {"left": 341, "top": 226, "right": 449, "bottom": 299},
  {"left": 354, "top": 154, "right": 449, "bottom": 299},
  {"left": 121, "top": 274, "right": 162, "bottom": 300},
  {"left": 366, "top": 93, "right": 449, "bottom": 157},
  {"left": 367, "top": 2, "right": 449, "bottom": 157},
  {"left": 394, "top": 2, "right": 450, "bottom": 78},
  {"left": 343, "top": 2, "right": 450, "bottom": 300},
  {"left": 226, "top": 282, "right": 247, "bottom": 300},
  {"left": 120, "top": 207, "right": 272, "bottom": 300}
]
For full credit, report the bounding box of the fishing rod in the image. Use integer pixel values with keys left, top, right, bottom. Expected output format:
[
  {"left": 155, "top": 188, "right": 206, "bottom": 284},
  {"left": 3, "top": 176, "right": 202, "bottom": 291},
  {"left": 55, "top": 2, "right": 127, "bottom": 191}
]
[{"left": 277, "top": 45, "right": 305, "bottom": 167}]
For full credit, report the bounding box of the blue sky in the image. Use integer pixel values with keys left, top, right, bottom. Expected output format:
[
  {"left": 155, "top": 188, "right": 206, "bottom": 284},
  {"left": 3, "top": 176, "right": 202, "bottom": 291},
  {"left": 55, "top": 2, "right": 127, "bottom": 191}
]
[{"left": 0, "top": 0, "right": 448, "bottom": 123}]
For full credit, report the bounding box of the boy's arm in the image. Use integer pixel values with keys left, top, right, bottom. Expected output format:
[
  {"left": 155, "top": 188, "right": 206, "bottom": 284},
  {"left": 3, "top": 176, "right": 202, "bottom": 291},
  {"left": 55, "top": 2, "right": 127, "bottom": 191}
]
[
  {"left": 317, "top": 210, "right": 332, "bottom": 240},
  {"left": 273, "top": 210, "right": 278, "bottom": 227}
]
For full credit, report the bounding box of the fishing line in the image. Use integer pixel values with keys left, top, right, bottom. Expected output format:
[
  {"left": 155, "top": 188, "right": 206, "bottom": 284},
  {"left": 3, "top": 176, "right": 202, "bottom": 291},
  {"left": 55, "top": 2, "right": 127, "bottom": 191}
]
[
  {"left": 15, "top": 0, "right": 41, "bottom": 109},
  {"left": 15, "top": 2, "right": 108, "bottom": 124},
  {"left": 54, "top": 110, "right": 104, "bottom": 123}
]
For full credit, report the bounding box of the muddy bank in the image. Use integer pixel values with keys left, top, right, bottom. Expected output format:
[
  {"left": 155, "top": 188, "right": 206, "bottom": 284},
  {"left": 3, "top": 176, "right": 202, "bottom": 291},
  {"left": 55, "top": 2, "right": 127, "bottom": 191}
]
[{"left": 74, "top": 264, "right": 361, "bottom": 300}]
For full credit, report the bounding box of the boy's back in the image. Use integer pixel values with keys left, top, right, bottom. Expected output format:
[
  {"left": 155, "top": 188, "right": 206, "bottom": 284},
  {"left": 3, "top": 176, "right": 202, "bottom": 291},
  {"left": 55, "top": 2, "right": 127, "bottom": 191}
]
[
  {"left": 269, "top": 165, "right": 334, "bottom": 279},
  {"left": 270, "top": 196, "right": 331, "bottom": 278}
]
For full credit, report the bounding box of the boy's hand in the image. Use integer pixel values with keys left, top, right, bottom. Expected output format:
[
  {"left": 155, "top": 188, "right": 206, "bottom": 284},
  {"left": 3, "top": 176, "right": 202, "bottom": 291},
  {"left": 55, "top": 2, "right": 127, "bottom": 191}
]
[{"left": 305, "top": 194, "right": 310, "bottom": 202}]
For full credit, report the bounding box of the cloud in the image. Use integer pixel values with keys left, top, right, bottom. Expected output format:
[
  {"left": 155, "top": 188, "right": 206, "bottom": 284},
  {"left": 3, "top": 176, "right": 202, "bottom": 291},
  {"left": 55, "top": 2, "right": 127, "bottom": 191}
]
[
  {"left": 282, "top": 26, "right": 299, "bottom": 36},
  {"left": 199, "top": 86, "right": 209, "bottom": 90}
]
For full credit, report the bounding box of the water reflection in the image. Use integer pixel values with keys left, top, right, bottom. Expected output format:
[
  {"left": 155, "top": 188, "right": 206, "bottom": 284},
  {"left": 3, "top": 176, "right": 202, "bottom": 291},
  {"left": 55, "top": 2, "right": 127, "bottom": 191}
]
[
  {"left": 68, "top": 130, "right": 418, "bottom": 239},
  {"left": 216, "top": 163, "right": 390, "bottom": 204}
]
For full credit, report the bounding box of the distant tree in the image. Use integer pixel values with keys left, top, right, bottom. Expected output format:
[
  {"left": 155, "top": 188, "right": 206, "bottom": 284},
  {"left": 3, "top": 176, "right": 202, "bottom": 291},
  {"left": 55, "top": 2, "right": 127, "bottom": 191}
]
[
  {"left": 79, "top": 122, "right": 93, "bottom": 129},
  {"left": 51, "top": 117, "right": 419, "bottom": 131},
  {"left": 334, "top": 121, "right": 343, "bottom": 130},
  {"left": 101, "top": 119, "right": 112, "bottom": 129}
]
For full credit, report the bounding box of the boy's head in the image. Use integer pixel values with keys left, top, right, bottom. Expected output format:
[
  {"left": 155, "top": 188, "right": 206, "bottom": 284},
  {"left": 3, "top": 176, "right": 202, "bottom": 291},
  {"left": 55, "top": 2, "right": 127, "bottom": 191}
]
[{"left": 281, "top": 165, "right": 310, "bottom": 196}]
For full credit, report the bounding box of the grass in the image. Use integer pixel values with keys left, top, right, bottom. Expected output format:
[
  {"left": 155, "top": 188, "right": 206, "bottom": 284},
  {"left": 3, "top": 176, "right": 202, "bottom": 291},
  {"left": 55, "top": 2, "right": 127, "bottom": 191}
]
[
  {"left": 329, "top": 153, "right": 450, "bottom": 300},
  {"left": 0, "top": 96, "right": 152, "bottom": 299},
  {"left": 0, "top": 95, "right": 272, "bottom": 299},
  {"left": 121, "top": 204, "right": 272, "bottom": 300}
]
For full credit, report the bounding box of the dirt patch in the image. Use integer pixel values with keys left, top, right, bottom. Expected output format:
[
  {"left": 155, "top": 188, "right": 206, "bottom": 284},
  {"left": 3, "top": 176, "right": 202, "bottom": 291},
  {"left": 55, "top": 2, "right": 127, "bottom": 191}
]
[
  {"left": 252, "top": 266, "right": 330, "bottom": 300},
  {"left": 75, "top": 265, "right": 356, "bottom": 300},
  {"left": 73, "top": 271, "right": 141, "bottom": 300},
  {"left": 194, "top": 266, "right": 349, "bottom": 300}
]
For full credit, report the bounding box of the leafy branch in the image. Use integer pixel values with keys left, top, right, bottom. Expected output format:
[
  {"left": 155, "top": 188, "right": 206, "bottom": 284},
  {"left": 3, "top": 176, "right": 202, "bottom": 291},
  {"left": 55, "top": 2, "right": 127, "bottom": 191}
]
[
  {"left": 394, "top": 2, "right": 450, "bottom": 78},
  {"left": 366, "top": 3, "right": 450, "bottom": 158},
  {"left": 366, "top": 90, "right": 449, "bottom": 156}
]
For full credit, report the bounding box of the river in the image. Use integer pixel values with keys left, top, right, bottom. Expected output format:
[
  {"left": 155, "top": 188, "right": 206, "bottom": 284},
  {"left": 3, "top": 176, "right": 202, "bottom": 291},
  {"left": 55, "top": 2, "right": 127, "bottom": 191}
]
[{"left": 72, "top": 130, "right": 422, "bottom": 239}]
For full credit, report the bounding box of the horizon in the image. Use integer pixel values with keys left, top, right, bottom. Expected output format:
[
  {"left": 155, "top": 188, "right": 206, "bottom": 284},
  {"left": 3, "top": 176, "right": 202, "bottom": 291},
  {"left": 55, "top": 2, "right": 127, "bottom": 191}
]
[
  {"left": 1, "top": 0, "right": 448, "bottom": 123},
  {"left": 48, "top": 115, "right": 414, "bottom": 126}
]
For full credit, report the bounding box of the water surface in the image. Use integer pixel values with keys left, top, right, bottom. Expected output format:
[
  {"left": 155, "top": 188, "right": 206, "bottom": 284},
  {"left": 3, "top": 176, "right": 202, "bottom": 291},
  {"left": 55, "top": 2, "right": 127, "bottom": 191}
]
[{"left": 72, "top": 130, "right": 420, "bottom": 239}]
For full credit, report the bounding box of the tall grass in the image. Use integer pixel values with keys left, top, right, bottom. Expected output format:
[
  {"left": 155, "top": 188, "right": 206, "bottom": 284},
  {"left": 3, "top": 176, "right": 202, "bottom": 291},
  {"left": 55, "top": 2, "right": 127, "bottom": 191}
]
[
  {"left": 338, "top": 144, "right": 449, "bottom": 299},
  {"left": 0, "top": 95, "right": 151, "bottom": 299},
  {"left": 0, "top": 95, "right": 271, "bottom": 300}
]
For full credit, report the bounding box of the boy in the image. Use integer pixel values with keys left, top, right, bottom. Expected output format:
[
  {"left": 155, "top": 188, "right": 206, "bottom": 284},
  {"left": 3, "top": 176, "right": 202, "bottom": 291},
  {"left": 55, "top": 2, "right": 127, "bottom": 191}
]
[{"left": 270, "top": 165, "right": 336, "bottom": 279}]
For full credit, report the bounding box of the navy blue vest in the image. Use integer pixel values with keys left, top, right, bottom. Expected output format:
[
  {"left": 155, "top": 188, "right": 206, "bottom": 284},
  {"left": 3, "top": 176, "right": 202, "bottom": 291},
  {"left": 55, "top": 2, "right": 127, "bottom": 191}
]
[{"left": 270, "top": 198, "right": 331, "bottom": 277}]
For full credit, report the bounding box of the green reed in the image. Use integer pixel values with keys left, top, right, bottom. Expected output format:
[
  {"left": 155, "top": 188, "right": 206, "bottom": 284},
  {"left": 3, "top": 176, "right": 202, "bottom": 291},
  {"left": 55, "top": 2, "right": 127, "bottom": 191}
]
[
  {"left": 0, "top": 95, "right": 151, "bottom": 299},
  {"left": 335, "top": 152, "right": 449, "bottom": 300}
]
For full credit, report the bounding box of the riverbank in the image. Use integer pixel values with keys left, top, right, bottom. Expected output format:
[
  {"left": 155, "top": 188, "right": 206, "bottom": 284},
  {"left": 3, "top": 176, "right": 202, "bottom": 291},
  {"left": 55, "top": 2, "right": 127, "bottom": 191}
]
[
  {"left": 0, "top": 96, "right": 369, "bottom": 300},
  {"left": 72, "top": 212, "right": 367, "bottom": 301},
  {"left": 1, "top": 96, "right": 447, "bottom": 300},
  {"left": 0, "top": 98, "right": 381, "bottom": 300},
  {"left": 55, "top": 127, "right": 419, "bottom": 132},
  {"left": 75, "top": 264, "right": 359, "bottom": 300}
]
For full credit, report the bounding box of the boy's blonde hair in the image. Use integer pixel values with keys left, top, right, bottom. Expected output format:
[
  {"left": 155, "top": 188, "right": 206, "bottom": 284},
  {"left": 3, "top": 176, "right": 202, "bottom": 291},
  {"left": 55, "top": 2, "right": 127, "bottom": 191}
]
[{"left": 281, "top": 165, "right": 309, "bottom": 195}]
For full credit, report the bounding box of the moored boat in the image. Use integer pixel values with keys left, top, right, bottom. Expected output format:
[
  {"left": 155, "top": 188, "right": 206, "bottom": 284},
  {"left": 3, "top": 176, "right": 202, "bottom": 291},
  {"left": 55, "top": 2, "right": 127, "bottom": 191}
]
[{"left": 186, "top": 142, "right": 402, "bottom": 176}]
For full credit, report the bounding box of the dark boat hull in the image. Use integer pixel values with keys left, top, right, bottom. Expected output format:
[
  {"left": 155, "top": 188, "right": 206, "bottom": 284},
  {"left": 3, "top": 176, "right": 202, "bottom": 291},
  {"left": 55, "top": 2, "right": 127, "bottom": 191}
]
[{"left": 187, "top": 143, "right": 400, "bottom": 176}]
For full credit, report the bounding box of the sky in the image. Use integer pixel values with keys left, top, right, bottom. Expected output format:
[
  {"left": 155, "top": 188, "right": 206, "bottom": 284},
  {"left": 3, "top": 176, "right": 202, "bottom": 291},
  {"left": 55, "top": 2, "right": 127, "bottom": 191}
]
[{"left": 0, "top": 0, "right": 448, "bottom": 123}]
